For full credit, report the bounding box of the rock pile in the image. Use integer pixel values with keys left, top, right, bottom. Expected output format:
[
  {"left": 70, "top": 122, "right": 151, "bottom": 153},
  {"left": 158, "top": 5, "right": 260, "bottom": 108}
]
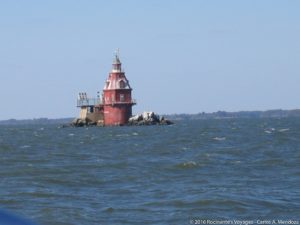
[
  {"left": 70, "top": 118, "right": 103, "bottom": 127},
  {"left": 68, "top": 112, "right": 173, "bottom": 127},
  {"left": 128, "top": 112, "right": 173, "bottom": 126}
]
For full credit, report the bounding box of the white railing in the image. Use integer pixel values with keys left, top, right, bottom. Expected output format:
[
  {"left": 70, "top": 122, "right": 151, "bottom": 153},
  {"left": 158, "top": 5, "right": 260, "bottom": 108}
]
[
  {"left": 77, "top": 98, "right": 102, "bottom": 107},
  {"left": 77, "top": 98, "right": 136, "bottom": 107},
  {"left": 103, "top": 99, "right": 137, "bottom": 105}
]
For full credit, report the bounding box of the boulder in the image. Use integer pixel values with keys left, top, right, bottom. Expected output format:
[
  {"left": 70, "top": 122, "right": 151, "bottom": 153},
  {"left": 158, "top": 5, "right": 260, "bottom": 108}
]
[
  {"left": 97, "top": 120, "right": 104, "bottom": 126},
  {"left": 128, "top": 112, "right": 173, "bottom": 126},
  {"left": 129, "top": 114, "right": 142, "bottom": 122},
  {"left": 70, "top": 118, "right": 90, "bottom": 127}
]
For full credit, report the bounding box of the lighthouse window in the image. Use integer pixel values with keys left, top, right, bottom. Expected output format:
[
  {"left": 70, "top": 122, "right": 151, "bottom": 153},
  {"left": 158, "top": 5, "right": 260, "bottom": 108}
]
[
  {"left": 120, "top": 94, "right": 125, "bottom": 102},
  {"left": 119, "top": 80, "right": 126, "bottom": 88}
]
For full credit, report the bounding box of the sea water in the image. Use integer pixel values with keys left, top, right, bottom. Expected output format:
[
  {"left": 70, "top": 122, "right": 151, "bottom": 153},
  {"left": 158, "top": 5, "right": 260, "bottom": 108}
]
[{"left": 0, "top": 118, "right": 299, "bottom": 225}]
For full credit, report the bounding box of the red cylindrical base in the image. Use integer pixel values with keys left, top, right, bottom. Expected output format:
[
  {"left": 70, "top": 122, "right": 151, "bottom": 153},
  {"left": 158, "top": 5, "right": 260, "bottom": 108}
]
[{"left": 103, "top": 104, "right": 132, "bottom": 126}]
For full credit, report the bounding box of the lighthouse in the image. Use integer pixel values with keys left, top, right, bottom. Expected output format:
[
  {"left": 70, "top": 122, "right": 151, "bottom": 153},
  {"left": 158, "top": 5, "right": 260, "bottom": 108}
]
[
  {"left": 102, "top": 50, "right": 136, "bottom": 126},
  {"left": 75, "top": 50, "right": 136, "bottom": 126},
  {"left": 73, "top": 50, "right": 172, "bottom": 127}
]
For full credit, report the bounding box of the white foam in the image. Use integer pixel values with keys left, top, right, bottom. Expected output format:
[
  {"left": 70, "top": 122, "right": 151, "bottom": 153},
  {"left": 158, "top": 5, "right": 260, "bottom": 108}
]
[
  {"left": 213, "top": 137, "right": 226, "bottom": 141},
  {"left": 279, "top": 128, "right": 290, "bottom": 132},
  {"left": 183, "top": 161, "right": 197, "bottom": 167},
  {"left": 116, "top": 134, "right": 129, "bottom": 137},
  {"left": 20, "top": 145, "right": 31, "bottom": 149}
]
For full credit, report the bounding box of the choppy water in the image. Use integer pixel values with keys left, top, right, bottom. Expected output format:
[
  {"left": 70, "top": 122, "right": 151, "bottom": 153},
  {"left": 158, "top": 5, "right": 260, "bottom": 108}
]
[{"left": 0, "top": 118, "right": 299, "bottom": 225}]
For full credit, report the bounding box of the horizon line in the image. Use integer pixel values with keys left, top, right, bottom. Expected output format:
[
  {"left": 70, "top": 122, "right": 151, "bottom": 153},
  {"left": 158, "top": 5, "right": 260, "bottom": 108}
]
[{"left": 1, "top": 108, "right": 300, "bottom": 121}]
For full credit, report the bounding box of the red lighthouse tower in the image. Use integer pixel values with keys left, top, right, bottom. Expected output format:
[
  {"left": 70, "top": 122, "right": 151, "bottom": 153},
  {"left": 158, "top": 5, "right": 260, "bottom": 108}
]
[{"left": 102, "top": 50, "right": 136, "bottom": 126}]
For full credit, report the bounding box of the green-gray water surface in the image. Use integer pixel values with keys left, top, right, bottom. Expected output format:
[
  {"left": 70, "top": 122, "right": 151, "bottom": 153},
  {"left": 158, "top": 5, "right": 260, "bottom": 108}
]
[{"left": 0, "top": 118, "right": 299, "bottom": 224}]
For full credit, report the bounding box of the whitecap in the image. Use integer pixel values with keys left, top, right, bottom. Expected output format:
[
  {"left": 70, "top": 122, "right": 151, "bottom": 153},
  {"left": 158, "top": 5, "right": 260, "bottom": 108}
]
[
  {"left": 68, "top": 133, "right": 75, "bottom": 136},
  {"left": 213, "top": 137, "right": 226, "bottom": 141},
  {"left": 20, "top": 145, "right": 31, "bottom": 149},
  {"left": 95, "top": 158, "right": 103, "bottom": 163},
  {"left": 183, "top": 161, "right": 197, "bottom": 166},
  {"left": 116, "top": 134, "right": 129, "bottom": 137},
  {"left": 279, "top": 128, "right": 290, "bottom": 132},
  {"left": 264, "top": 130, "right": 272, "bottom": 134},
  {"left": 175, "top": 161, "right": 198, "bottom": 169},
  {"left": 132, "top": 132, "right": 139, "bottom": 136}
]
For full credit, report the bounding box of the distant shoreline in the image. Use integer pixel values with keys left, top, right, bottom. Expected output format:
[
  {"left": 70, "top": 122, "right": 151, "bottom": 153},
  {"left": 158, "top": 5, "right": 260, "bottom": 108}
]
[
  {"left": 0, "top": 118, "right": 74, "bottom": 125},
  {"left": 1, "top": 109, "right": 300, "bottom": 125},
  {"left": 164, "top": 109, "right": 300, "bottom": 121}
]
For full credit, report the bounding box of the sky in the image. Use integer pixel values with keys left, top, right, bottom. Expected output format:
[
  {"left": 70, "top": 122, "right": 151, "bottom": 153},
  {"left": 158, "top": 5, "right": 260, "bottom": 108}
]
[{"left": 0, "top": 0, "right": 299, "bottom": 119}]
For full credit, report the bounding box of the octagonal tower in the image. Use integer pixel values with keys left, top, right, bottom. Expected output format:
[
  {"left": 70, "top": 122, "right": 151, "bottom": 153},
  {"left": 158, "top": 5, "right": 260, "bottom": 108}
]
[{"left": 102, "top": 51, "right": 136, "bottom": 125}]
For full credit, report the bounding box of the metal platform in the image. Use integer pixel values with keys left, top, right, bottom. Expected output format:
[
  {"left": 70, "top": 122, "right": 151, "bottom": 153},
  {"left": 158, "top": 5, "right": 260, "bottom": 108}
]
[{"left": 77, "top": 98, "right": 102, "bottom": 107}]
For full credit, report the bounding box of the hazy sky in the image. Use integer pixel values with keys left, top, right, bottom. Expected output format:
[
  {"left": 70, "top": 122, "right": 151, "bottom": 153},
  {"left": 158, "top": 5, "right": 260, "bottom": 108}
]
[{"left": 0, "top": 0, "right": 299, "bottom": 119}]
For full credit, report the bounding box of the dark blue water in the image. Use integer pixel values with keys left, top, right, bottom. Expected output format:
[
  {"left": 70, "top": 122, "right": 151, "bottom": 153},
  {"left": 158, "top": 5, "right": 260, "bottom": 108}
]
[{"left": 0, "top": 118, "right": 299, "bottom": 225}]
